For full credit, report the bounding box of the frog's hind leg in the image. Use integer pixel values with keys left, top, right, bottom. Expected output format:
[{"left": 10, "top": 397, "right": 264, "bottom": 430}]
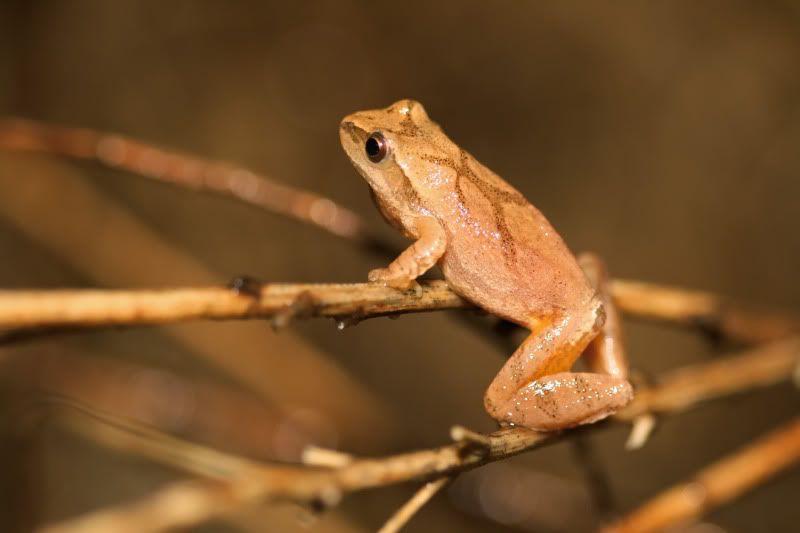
[
  {"left": 483, "top": 254, "right": 634, "bottom": 431},
  {"left": 577, "top": 252, "right": 629, "bottom": 379},
  {"left": 483, "top": 309, "right": 632, "bottom": 431}
]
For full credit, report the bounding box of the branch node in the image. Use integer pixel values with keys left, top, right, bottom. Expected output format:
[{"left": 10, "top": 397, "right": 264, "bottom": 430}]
[
  {"left": 226, "top": 275, "right": 264, "bottom": 299},
  {"left": 450, "top": 425, "right": 492, "bottom": 457}
]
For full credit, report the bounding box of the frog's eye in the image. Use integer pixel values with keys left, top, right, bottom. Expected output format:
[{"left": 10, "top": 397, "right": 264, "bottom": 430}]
[{"left": 365, "top": 131, "right": 389, "bottom": 163}]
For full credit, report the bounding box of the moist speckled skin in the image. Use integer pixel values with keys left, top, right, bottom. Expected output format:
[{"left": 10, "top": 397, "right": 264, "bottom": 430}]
[{"left": 341, "top": 100, "right": 632, "bottom": 430}]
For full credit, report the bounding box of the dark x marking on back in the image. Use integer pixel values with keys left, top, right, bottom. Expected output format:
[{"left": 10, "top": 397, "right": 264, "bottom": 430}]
[{"left": 348, "top": 107, "right": 529, "bottom": 265}]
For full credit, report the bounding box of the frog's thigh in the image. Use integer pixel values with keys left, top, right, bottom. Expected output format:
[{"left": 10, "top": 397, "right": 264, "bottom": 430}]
[
  {"left": 483, "top": 316, "right": 596, "bottom": 421},
  {"left": 577, "top": 252, "right": 629, "bottom": 379}
]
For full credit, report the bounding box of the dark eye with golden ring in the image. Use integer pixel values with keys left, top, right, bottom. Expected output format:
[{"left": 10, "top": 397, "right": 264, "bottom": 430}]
[{"left": 365, "top": 131, "right": 389, "bottom": 163}]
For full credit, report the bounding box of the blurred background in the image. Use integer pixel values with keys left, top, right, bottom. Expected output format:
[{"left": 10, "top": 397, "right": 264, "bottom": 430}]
[{"left": 0, "top": 1, "right": 798, "bottom": 532}]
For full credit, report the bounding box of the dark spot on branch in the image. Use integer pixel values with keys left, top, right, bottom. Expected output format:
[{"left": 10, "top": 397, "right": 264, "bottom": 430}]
[{"left": 227, "top": 275, "right": 264, "bottom": 300}]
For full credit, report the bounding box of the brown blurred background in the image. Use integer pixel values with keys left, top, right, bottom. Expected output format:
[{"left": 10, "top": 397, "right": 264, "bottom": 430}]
[{"left": 0, "top": 2, "right": 798, "bottom": 532}]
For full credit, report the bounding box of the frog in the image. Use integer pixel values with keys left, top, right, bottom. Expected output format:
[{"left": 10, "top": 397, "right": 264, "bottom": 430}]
[{"left": 340, "top": 99, "right": 633, "bottom": 431}]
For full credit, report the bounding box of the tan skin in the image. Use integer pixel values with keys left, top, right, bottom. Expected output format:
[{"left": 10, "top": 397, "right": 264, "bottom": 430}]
[{"left": 340, "top": 100, "right": 633, "bottom": 431}]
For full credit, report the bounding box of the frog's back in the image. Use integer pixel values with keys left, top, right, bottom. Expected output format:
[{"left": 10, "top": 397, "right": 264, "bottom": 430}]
[{"left": 437, "top": 150, "right": 594, "bottom": 325}]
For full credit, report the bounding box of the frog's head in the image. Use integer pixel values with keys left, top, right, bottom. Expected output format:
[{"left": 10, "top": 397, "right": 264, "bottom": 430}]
[{"left": 339, "top": 99, "right": 435, "bottom": 203}]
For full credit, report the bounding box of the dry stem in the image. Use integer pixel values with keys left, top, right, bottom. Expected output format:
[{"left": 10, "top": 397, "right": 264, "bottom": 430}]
[
  {"left": 616, "top": 337, "right": 800, "bottom": 420},
  {"left": 1, "top": 280, "right": 796, "bottom": 345},
  {"left": 40, "top": 338, "right": 799, "bottom": 533},
  {"left": 376, "top": 478, "right": 449, "bottom": 533},
  {"left": 0, "top": 117, "right": 374, "bottom": 243}
]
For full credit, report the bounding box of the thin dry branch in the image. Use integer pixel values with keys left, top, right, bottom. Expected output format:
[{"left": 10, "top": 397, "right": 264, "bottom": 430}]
[
  {"left": 610, "top": 279, "right": 800, "bottom": 345},
  {"left": 602, "top": 417, "right": 800, "bottom": 533},
  {"left": 44, "top": 422, "right": 550, "bottom": 533},
  {"left": 1, "top": 280, "right": 796, "bottom": 344},
  {"left": 616, "top": 336, "right": 800, "bottom": 420},
  {"left": 40, "top": 339, "right": 800, "bottom": 533},
  {"left": 0, "top": 117, "right": 377, "bottom": 244},
  {"left": 0, "top": 281, "right": 462, "bottom": 330},
  {"left": 376, "top": 478, "right": 449, "bottom": 533}
]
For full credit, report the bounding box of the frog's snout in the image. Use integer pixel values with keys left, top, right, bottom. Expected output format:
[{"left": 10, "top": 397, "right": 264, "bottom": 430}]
[{"left": 340, "top": 120, "right": 364, "bottom": 147}]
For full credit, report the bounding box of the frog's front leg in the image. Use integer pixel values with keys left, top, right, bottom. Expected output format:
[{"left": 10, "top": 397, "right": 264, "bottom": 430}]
[
  {"left": 368, "top": 217, "right": 447, "bottom": 290},
  {"left": 484, "top": 293, "right": 633, "bottom": 430}
]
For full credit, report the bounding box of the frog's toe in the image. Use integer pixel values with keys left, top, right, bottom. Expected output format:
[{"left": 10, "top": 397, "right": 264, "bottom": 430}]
[
  {"left": 367, "top": 268, "right": 389, "bottom": 283},
  {"left": 368, "top": 268, "right": 417, "bottom": 291}
]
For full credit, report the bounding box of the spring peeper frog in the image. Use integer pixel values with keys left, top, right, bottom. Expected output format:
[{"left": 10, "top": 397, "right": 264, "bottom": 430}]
[{"left": 340, "top": 99, "right": 633, "bottom": 431}]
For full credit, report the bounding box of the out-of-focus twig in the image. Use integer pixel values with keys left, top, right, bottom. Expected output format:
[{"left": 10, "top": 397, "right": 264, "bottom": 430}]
[
  {"left": 56, "top": 398, "right": 260, "bottom": 479},
  {"left": 44, "top": 422, "right": 551, "bottom": 533},
  {"left": 376, "top": 478, "right": 449, "bottom": 533},
  {"left": 616, "top": 337, "right": 800, "bottom": 421},
  {"left": 602, "top": 417, "right": 800, "bottom": 533},
  {"left": 0, "top": 117, "right": 377, "bottom": 244},
  {"left": 40, "top": 339, "right": 799, "bottom": 533},
  {"left": 610, "top": 279, "right": 799, "bottom": 345},
  {"left": 1, "top": 282, "right": 797, "bottom": 346}
]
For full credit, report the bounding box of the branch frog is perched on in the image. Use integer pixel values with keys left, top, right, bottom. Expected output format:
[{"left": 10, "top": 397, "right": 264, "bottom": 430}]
[{"left": 340, "top": 99, "right": 633, "bottom": 431}]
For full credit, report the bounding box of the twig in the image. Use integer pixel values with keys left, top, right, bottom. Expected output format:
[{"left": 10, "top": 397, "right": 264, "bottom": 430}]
[
  {"left": 616, "top": 337, "right": 800, "bottom": 420},
  {"left": 0, "top": 117, "right": 378, "bottom": 244},
  {"left": 1, "top": 281, "right": 796, "bottom": 345},
  {"left": 610, "top": 279, "right": 799, "bottom": 345},
  {"left": 0, "top": 281, "right": 463, "bottom": 329},
  {"left": 40, "top": 339, "right": 799, "bottom": 533},
  {"left": 602, "top": 417, "right": 800, "bottom": 533},
  {"left": 376, "top": 478, "right": 449, "bottom": 533},
  {"left": 624, "top": 414, "right": 657, "bottom": 451},
  {"left": 56, "top": 398, "right": 260, "bottom": 480},
  {"left": 43, "top": 424, "right": 552, "bottom": 533}
]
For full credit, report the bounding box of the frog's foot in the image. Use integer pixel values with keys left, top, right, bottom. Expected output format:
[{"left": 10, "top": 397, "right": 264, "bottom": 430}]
[
  {"left": 368, "top": 268, "right": 420, "bottom": 291},
  {"left": 488, "top": 372, "right": 633, "bottom": 432}
]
